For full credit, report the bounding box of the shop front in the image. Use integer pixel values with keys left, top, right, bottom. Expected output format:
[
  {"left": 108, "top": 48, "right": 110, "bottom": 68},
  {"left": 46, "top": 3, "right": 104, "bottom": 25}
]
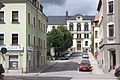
[{"left": 0, "top": 45, "right": 24, "bottom": 73}]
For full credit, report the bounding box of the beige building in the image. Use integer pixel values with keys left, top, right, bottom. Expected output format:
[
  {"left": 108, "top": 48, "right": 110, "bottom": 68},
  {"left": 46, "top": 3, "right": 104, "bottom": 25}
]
[
  {"left": 96, "top": 0, "right": 120, "bottom": 74},
  {"left": 0, "top": 0, "right": 47, "bottom": 73}
]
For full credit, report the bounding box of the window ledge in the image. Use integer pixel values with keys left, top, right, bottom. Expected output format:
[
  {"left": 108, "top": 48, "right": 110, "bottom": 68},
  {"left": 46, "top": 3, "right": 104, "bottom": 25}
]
[
  {"left": 108, "top": 37, "right": 115, "bottom": 40},
  {"left": 107, "top": 13, "right": 114, "bottom": 16},
  {"left": 11, "top": 21, "right": 20, "bottom": 24},
  {"left": 0, "top": 21, "right": 5, "bottom": 24}
]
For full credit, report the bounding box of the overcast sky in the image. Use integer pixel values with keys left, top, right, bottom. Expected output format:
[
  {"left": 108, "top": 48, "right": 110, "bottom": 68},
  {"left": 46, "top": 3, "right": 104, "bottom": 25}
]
[{"left": 41, "top": 0, "right": 99, "bottom": 16}]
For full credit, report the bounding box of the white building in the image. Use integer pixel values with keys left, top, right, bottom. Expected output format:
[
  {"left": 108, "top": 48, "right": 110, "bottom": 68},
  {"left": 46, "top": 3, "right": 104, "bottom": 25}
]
[{"left": 47, "top": 12, "right": 94, "bottom": 52}]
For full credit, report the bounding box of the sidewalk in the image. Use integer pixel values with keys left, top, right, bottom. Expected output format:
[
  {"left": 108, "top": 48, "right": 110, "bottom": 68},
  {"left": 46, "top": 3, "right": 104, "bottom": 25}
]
[
  {"left": 4, "top": 61, "right": 57, "bottom": 76},
  {"left": 88, "top": 52, "right": 104, "bottom": 74}
]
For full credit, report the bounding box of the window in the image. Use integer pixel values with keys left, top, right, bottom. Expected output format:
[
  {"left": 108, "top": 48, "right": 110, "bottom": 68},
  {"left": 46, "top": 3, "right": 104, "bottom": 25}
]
[
  {"left": 87, "top": 34, "right": 89, "bottom": 38},
  {"left": 0, "top": 34, "right": 4, "bottom": 45},
  {"left": 69, "top": 23, "right": 73, "bottom": 31},
  {"left": 44, "top": 24, "right": 46, "bottom": 33},
  {"left": 28, "top": 34, "right": 30, "bottom": 46},
  {"left": 84, "top": 34, "right": 89, "bottom": 38},
  {"left": 0, "top": 11, "right": 4, "bottom": 22},
  {"left": 38, "top": 38, "right": 40, "bottom": 47},
  {"left": 41, "top": 22, "right": 43, "bottom": 31},
  {"left": 44, "top": 40, "right": 45, "bottom": 49},
  {"left": 12, "top": 11, "right": 18, "bottom": 22},
  {"left": 34, "top": 36, "right": 36, "bottom": 46},
  {"left": 12, "top": 34, "right": 18, "bottom": 45},
  {"left": 9, "top": 55, "right": 18, "bottom": 69},
  {"left": 84, "top": 22, "right": 89, "bottom": 31},
  {"left": 95, "top": 31, "right": 98, "bottom": 38},
  {"left": 85, "top": 41, "right": 88, "bottom": 46},
  {"left": 77, "top": 23, "right": 81, "bottom": 31},
  {"left": 95, "top": 43, "right": 98, "bottom": 48},
  {"left": 77, "top": 34, "right": 81, "bottom": 39},
  {"left": 28, "top": 13, "right": 30, "bottom": 24},
  {"left": 109, "top": 25, "right": 114, "bottom": 37},
  {"left": 34, "top": 17, "right": 36, "bottom": 27},
  {"left": 39, "top": 19, "right": 41, "bottom": 31},
  {"left": 108, "top": 1, "right": 113, "bottom": 13}
]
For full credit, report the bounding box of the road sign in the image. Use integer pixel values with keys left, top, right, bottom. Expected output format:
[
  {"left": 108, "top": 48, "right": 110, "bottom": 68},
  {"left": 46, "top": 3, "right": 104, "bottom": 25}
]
[{"left": 1, "top": 47, "right": 7, "bottom": 54}]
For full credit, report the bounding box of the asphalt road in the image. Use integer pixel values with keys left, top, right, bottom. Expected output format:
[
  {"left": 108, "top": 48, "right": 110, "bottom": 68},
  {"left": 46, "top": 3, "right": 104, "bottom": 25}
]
[{"left": 3, "top": 52, "right": 117, "bottom": 80}]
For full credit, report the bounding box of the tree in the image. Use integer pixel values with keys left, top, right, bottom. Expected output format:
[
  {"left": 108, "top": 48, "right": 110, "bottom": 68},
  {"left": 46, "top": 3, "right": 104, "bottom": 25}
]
[{"left": 47, "top": 25, "right": 73, "bottom": 54}]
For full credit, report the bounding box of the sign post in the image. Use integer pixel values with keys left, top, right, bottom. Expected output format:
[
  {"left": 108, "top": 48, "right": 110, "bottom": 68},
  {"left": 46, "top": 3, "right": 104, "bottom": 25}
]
[
  {"left": 1, "top": 47, "right": 7, "bottom": 54},
  {"left": 0, "top": 47, "right": 7, "bottom": 79}
]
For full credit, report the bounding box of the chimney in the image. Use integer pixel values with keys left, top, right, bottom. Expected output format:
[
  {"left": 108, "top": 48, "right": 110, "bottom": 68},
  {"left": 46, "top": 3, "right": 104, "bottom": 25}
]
[{"left": 66, "top": 11, "right": 68, "bottom": 19}]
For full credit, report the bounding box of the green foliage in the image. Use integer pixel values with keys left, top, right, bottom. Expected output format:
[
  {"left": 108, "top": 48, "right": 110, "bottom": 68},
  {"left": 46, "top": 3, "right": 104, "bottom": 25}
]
[{"left": 47, "top": 25, "right": 73, "bottom": 53}]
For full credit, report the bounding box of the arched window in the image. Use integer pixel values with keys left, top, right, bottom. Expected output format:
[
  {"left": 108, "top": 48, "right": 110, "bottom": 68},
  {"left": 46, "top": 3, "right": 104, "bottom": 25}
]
[
  {"left": 84, "top": 22, "right": 89, "bottom": 31},
  {"left": 69, "top": 23, "right": 73, "bottom": 31},
  {"left": 77, "top": 23, "right": 81, "bottom": 31}
]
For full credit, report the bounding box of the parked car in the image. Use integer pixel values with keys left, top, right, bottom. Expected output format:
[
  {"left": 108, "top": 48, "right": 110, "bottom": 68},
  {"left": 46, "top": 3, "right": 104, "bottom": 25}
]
[
  {"left": 71, "top": 51, "right": 83, "bottom": 57},
  {"left": 61, "top": 52, "right": 70, "bottom": 60},
  {"left": 79, "top": 60, "right": 93, "bottom": 71},
  {"left": 82, "top": 52, "right": 89, "bottom": 58},
  {"left": 114, "top": 66, "right": 120, "bottom": 77}
]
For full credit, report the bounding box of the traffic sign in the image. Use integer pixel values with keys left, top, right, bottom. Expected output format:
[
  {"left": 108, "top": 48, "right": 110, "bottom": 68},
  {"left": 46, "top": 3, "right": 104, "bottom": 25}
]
[{"left": 1, "top": 47, "right": 7, "bottom": 54}]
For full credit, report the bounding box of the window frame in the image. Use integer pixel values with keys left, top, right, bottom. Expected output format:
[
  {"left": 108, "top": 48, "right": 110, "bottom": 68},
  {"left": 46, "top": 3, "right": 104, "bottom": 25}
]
[
  {"left": 84, "top": 22, "right": 89, "bottom": 31},
  {"left": 12, "top": 11, "right": 19, "bottom": 23},
  {"left": 95, "top": 31, "right": 98, "bottom": 38},
  {"left": 69, "top": 23, "right": 73, "bottom": 31},
  {"left": 0, "top": 34, "right": 4, "bottom": 45},
  {"left": 77, "top": 23, "right": 81, "bottom": 31},
  {"left": 12, "top": 34, "right": 18, "bottom": 45},
  {"left": 85, "top": 41, "right": 88, "bottom": 46},
  {"left": 0, "top": 11, "right": 4, "bottom": 23},
  {"left": 108, "top": 25, "right": 114, "bottom": 37},
  {"left": 108, "top": 1, "right": 113, "bottom": 14}
]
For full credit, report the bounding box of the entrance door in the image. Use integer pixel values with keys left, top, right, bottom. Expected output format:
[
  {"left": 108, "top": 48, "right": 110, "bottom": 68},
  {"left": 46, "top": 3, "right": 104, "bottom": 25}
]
[{"left": 77, "top": 41, "right": 81, "bottom": 50}]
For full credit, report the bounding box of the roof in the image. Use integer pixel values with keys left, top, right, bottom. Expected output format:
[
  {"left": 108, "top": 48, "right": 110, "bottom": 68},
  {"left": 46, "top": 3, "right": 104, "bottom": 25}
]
[
  {"left": 0, "top": 2, "right": 4, "bottom": 9},
  {"left": 68, "top": 14, "right": 95, "bottom": 22},
  {"left": 47, "top": 16, "right": 67, "bottom": 25},
  {"left": 48, "top": 14, "right": 95, "bottom": 25}
]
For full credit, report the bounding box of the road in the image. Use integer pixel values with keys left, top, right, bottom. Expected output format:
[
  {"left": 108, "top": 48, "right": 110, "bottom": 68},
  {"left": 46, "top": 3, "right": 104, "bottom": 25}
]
[{"left": 4, "top": 53, "right": 117, "bottom": 80}]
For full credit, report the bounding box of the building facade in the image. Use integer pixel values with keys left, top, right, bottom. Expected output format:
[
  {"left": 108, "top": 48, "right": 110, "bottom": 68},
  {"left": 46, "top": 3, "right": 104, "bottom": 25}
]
[
  {"left": 47, "top": 12, "right": 94, "bottom": 52},
  {"left": 96, "top": 0, "right": 120, "bottom": 74},
  {"left": 66, "top": 14, "right": 93, "bottom": 51},
  {"left": 0, "top": 0, "right": 47, "bottom": 73}
]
